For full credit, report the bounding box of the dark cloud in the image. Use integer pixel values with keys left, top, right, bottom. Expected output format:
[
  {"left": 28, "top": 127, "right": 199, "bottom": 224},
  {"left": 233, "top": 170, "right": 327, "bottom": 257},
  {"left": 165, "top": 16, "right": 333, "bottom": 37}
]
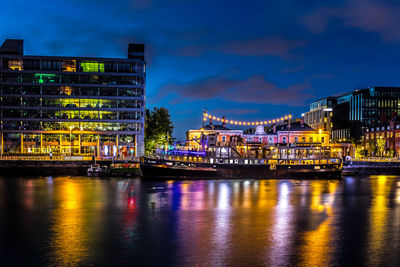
[
  {"left": 172, "top": 37, "right": 307, "bottom": 59},
  {"left": 211, "top": 108, "right": 259, "bottom": 115},
  {"left": 158, "top": 75, "right": 313, "bottom": 106},
  {"left": 302, "top": 0, "right": 400, "bottom": 42}
]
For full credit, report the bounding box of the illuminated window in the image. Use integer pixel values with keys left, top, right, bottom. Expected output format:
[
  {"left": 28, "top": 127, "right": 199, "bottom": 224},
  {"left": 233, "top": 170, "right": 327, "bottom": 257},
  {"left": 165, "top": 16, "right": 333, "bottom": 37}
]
[
  {"left": 35, "top": 73, "right": 57, "bottom": 83},
  {"left": 81, "top": 61, "right": 104, "bottom": 72},
  {"left": 8, "top": 59, "right": 23, "bottom": 70},
  {"left": 62, "top": 60, "right": 76, "bottom": 72}
]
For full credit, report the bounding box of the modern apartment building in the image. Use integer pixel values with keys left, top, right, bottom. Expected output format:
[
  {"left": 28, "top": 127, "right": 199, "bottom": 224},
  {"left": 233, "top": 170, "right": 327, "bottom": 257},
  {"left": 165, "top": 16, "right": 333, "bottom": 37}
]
[
  {"left": 303, "top": 97, "right": 336, "bottom": 133},
  {"left": 0, "top": 39, "right": 145, "bottom": 157},
  {"left": 332, "top": 87, "right": 400, "bottom": 141}
]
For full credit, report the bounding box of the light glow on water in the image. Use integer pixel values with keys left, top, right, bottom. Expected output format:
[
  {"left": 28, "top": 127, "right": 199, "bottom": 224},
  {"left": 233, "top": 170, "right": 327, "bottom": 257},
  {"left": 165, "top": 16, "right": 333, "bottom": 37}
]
[{"left": 1, "top": 176, "right": 400, "bottom": 266}]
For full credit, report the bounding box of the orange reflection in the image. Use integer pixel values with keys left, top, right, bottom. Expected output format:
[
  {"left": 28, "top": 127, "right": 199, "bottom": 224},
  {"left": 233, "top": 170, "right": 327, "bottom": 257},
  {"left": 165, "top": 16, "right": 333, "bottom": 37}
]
[
  {"left": 50, "top": 179, "right": 88, "bottom": 266},
  {"left": 300, "top": 181, "right": 338, "bottom": 266},
  {"left": 367, "top": 175, "right": 394, "bottom": 264}
]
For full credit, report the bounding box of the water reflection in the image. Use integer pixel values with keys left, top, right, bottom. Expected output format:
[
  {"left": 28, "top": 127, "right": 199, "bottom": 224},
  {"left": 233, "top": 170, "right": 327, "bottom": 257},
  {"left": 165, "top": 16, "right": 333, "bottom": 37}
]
[
  {"left": 2, "top": 176, "right": 400, "bottom": 266},
  {"left": 367, "top": 176, "right": 395, "bottom": 265},
  {"left": 50, "top": 179, "right": 89, "bottom": 265}
]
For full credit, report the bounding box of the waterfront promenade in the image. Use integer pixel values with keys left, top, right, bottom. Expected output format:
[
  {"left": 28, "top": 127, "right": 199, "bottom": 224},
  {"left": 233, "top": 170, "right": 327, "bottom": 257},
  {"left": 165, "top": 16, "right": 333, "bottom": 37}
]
[{"left": 0, "top": 155, "right": 140, "bottom": 175}]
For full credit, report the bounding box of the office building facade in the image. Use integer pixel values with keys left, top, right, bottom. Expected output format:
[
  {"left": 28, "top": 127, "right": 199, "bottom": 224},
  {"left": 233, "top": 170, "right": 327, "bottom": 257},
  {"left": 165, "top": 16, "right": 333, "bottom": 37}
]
[
  {"left": 331, "top": 87, "right": 400, "bottom": 141},
  {"left": 303, "top": 97, "right": 336, "bottom": 133},
  {"left": 0, "top": 39, "right": 145, "bottom": 157}
]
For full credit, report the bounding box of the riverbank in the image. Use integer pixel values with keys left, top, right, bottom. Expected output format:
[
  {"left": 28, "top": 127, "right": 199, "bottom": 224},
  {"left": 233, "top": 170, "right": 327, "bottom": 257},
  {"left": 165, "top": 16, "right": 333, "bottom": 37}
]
[
  {"left": 0, "top": 158, "right": 140, "bottom": 176},
  {"left": 343, "top": 160, "right": 400, "bottom": 175}
]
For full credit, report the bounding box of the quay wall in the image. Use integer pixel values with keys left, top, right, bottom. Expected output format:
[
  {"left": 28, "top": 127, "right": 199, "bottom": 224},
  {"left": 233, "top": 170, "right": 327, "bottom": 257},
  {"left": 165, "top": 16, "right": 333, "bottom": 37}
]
[
  {"left": 0, "top": 159, "right": 139, "bottom": 176},
  {"left": 343, "top": 161, "right": 400, "bottom": 175}
]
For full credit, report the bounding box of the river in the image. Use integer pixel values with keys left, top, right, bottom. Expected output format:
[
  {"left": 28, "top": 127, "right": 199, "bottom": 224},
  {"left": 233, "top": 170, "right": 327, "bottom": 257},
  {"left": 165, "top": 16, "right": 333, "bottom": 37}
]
[{"left": 1, "top": 176, "right": 400, "bottom": 266}]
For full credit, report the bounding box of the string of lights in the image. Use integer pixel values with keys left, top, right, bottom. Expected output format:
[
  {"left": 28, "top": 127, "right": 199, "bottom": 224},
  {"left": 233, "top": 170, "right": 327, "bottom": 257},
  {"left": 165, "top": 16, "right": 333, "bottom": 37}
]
[{"left": 203, "top": 112, "right": 292, "bottom": 126}]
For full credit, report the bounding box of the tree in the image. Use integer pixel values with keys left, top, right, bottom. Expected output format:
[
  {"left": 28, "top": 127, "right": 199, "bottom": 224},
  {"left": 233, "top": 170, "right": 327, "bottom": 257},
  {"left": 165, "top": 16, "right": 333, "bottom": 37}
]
[
  {"left": 376, "top": 137, "right": 385, "bottom": 157},
  {"left": 145, "top": 107, "right": 174, "bottom": 154}
]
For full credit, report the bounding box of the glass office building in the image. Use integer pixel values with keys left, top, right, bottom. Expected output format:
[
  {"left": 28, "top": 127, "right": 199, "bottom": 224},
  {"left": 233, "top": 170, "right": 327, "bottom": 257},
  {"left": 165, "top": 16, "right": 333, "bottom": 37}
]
[
  {"left": 0, "top": 39, "right": 145, "bottom": 157},
  {"left": 331, "top": 87, "right": 400, "bottom": 141}
]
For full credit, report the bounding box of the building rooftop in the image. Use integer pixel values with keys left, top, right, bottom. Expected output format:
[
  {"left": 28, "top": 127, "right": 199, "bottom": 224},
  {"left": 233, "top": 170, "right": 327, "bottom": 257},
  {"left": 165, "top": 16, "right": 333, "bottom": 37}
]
[
  {"left": 201, "top": 124, "right": 233, "bottom": 131},
  {"left": 277, "top": 121, "right": 315, "bottom": 131}
]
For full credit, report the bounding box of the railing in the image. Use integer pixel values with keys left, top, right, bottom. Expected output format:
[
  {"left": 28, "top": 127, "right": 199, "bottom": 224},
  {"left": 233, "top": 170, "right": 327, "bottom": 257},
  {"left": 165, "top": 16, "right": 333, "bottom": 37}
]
[
  {"left": 157, "top": 154, "right": 341, "bottom": 166},
  {"left": 0, "top": 155, "right": 92, "bottom": 161},
  {"left": 352, "top": 157, "right": 400, "bottom": 162}
]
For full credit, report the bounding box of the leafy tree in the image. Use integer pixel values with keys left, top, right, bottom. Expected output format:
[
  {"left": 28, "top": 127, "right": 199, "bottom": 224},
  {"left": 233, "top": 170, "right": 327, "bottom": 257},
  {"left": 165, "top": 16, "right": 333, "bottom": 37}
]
[
  {"left": 376, "top": 137, "right": 385, "bottom": 157},
  {"left": 145, "top": 107, "right": 174, "bottom": 154}
]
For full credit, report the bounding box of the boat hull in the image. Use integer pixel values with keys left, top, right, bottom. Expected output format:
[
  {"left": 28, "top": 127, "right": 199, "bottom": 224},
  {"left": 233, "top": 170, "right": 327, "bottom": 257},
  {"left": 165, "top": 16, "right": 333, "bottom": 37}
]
[{"left": 140, "top": 158, "right": 342, "bottom": 180}]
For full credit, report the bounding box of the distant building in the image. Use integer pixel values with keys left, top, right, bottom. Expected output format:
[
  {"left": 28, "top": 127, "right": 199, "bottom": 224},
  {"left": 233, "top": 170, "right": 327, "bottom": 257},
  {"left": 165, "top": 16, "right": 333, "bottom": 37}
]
[
  {"left": 242, "top": 125, "right": 277, "bottom": 145},
  {"left": 0, "top": 39, "right": 146, "bottom": 157},
  {"left": 186, "top": 120, "right": 328, "bottom": 148},
  {"left": 331, "top": 87, "right": 400, "bottom": 141},
  {"left": 303, "top": 97, "right": 336, "bottom": 133},
  {"left": 363, "top": 117, "right": 400, "bottom": 157},
  {"left": 275, "top": 120, "right": 330, "bottom": 146},
  {"left": 186, "top": 124, "right": 243, "bottom": 149}
]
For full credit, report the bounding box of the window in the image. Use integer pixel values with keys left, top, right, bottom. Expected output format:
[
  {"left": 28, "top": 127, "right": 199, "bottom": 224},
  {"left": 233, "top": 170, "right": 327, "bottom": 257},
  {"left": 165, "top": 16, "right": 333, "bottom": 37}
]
[
  {"left": 62, "top": 60, "right": 76, "bottom": 72},
  {"left": 8, "top": 59, "right": 23, "bottom": 70},
  {"left": 294, "top": 136, "right": 298, "bottom": 143},
  {"left": 309, "top": 137, "right": 313, "bottom": 142},
  {"left": 222, "top": 136, "right": 226, "bottom": 142},
  {"left": 282, "top": 136, "right": 287, "bottom": 143},
  {"left": 321, "top": 137, "right": 325, "bottom": 143},
  {"left": 80, "top": 61, "right": 104, "bottom": 72},
  {"left": 42, "top": 60, "right": 61, "bottom": 71}
]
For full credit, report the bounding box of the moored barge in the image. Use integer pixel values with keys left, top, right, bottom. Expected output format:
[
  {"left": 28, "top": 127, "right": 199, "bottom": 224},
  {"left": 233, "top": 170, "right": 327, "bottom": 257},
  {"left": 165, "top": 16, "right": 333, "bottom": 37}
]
[{"left": 141, "top": 146, "right": 342, "bottom": 179}]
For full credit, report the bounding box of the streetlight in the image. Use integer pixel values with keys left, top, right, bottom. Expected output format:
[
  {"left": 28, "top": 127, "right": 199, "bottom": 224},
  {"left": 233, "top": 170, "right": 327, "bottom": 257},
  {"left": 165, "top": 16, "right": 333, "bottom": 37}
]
[{"left": 69, "top": 126, "right": 73, "bottom": 157}]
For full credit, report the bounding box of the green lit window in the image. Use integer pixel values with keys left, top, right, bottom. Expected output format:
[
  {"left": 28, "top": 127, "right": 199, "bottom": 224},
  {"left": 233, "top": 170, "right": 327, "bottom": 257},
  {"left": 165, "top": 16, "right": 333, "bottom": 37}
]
[
  {"left": 81, "top": 61, "right": 104, "bottom": 72},
  {"left": 35, "top": 73, "right": 57, "bottom": 83}
]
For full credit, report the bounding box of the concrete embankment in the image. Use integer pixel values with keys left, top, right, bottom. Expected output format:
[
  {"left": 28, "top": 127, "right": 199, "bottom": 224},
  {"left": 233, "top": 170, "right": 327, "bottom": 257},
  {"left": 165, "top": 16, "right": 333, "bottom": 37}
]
[
  {"left": 343, "top": 161, "right": 400, "bottom": 175},
  {"left": 0, "top": 159, "right": 139, "bottom": 176},
  {"left": 0, "top": 160, "right": 95, "bottom": 176}
]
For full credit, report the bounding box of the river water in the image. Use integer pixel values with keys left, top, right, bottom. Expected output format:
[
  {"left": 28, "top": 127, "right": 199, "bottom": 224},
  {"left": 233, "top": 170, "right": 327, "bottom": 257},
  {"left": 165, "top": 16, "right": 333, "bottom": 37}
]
[{"left": 0, "top": 176, "right": 400, "bottom": 266}]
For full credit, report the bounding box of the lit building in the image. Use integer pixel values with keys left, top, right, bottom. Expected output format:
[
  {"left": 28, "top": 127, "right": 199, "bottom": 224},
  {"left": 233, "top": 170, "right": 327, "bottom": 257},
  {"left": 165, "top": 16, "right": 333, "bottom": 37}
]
[
  {"left": 186, "top": 124, "right": 243, "bottom": 149},
  {"left": 0, "top": 39, "right": 145, "bottom": 157},
  {"left": 242, "top": 125, "right": 277, "bottom": 145},
  {"left": 186, "top": 121, "right": 329, "bottom": 148},
  {"left": 331, "top": 87, "right": 400, "bottom": 141},
  {"left": 363, "top": 117, "right": 400, "bottom": 157},
  {"left": 275, "top": 120, "right": 330, "bottom": 146},
  {"left": 303, "top": 97, "right": 336, "bottom": 133}
]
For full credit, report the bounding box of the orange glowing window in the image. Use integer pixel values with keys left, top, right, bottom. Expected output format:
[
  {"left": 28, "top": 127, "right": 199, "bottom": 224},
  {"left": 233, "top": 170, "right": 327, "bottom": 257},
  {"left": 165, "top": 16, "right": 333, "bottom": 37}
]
[
  {"left": 8, "top": 59, "right": 23, "bottom": 70},
  {"left": 62, "top": 60, "right": 76, "bottom": 72},
  {"left": 61, "top": 86, "right": 72, "bottom": 96}
]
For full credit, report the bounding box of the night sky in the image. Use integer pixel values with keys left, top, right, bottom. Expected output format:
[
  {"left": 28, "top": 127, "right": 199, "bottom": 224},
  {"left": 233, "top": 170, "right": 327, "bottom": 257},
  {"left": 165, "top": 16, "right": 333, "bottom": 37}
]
[{"left": 2, "top": 0, "right": 400, "bottom": 139}]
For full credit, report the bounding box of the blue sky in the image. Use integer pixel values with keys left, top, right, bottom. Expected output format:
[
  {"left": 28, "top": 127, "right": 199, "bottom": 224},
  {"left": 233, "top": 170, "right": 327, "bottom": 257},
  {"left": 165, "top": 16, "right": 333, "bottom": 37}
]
[{"left": 2, "top": 0, "right": 400, "bottom": 139}]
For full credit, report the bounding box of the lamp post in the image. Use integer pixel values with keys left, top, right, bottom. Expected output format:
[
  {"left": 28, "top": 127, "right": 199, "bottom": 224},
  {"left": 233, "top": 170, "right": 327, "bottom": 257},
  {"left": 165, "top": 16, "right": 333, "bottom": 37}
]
[{"left": 69, "top": 126, "right": 73, "bottom": 157}]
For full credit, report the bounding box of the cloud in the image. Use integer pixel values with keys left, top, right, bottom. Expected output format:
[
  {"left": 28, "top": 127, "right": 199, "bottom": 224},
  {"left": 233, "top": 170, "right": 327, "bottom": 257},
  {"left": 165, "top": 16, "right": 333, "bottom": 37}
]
[
  {"left": 302, "top": 0, "right": 400, "bottom": 42},
  {"left": 172, "top": 37, "right": 307, "bottom": 59},
  {"left": 210, "top": 108, "right": 259, "bottom": 115},
  {"left": 219, "top": 37, "right": 307, "bottom": 59},
  {"left": 158, "top": 75, "right": 313, "bottom": 106},
  {"left": 280, "top": 64, "right": 306, "bottom": 74}
]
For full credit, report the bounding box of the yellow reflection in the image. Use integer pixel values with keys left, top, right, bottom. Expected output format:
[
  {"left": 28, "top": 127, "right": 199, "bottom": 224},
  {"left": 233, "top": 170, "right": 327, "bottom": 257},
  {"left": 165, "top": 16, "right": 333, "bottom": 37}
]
[
  {"left": 50, "top": 180, "right": 87, "bottom": 265},
  {"left": 300, "top": 181, "right": 338, "bottom": 266},
  {"left": 368, "top": 175, "right": 394, "bottom": 263}
]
